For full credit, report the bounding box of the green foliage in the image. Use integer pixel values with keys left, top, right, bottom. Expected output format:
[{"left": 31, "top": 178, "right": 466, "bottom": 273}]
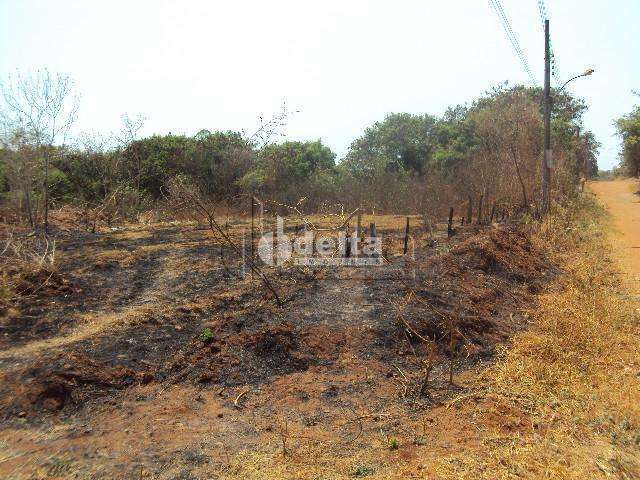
[
  {"left": 240, "top": 140, "right": 336, "bottom": 209},
  {"left": 199, "top": 328, "right": 214, "bottom": 344},
  {"left": 122, "top": 131, "right": 254, "bottom": 199},
  {"left": 616, "top": 104, "right": 640, "bottom": 177},
  {"left": 255, "top": 140, "right": 335, "bottom": 183},
  {"left": 0, "top": 80, "right": 602, "bottom": 222},
  {"left": 192, "top": 130, "right": 254, "bottom": 198},
  {"left": 432, "top": 106, "right": 478, "bottom": 172},
  {"left": 352, "top": 465, "right": 375, "bottom": 477},
  {"left": 47, "top": 167, "right": 73, "bottom": 201},
  {"left": 338, "top": 84, "right": 598, "bottom": 212},
  {"left": 122, "top": 134, "right": 199, "bottom": 197},
  {"left": 343, "top": 113, "right": 439, "bottom": 176},
  {"left": 388, "top": 437, "right": 399, "bottom": 450}
]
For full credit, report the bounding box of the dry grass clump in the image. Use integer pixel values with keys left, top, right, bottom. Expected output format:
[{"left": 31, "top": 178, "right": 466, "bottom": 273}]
[
  {"left": 433, "top": 196, "right": 640, "bottom": 478},
  {"left": 0, "top": 228, "right": 59, "bottom": 315}
]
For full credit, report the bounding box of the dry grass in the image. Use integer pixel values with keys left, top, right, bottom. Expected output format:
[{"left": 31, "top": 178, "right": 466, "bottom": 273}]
[
  {"left": 205, "top": 196, "right": 640, "bottom": 479},
  {"left": 0, "top": 228, "right": 58, "bottom": 316},
  {"left": 431, "top": 197, "right": 640, "bottom": 479}
]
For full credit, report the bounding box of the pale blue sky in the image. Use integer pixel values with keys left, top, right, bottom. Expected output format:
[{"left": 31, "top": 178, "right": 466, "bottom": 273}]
[{"left": 1, "top": 0, "right": 638, "bottom": 169}]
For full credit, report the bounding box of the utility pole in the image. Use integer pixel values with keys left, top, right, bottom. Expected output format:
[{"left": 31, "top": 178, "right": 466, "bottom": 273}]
[
  {"left": 541, "top": 19, "right": 552, "bottom": 214},
  {"left": 250, "top": 195, "right": 255, "bottom": 278},
  {"left": 576, "top": 125, "right": 583, "bottom": 177}
]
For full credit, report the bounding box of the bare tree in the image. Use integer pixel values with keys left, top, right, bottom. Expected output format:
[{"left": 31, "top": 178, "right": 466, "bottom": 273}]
[
  {"left": 115, "top": 113, "right": 146, "bottom": 192},
  {"left": 466, "top": 92, "right": 542, "bottom": 208},
  {"left": 0, "top": 69, "right": 79, "bottom": 232},
  {"left": 246, "top": 100, "right": 298, "bottom": 148}
]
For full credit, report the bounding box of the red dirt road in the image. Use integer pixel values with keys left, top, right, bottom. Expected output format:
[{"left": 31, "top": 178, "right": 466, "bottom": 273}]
[{"left": 590, "top": 178, "right": 640, "bottom": 295}]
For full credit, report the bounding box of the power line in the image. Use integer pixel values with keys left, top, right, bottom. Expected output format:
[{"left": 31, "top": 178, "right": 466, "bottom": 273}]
[
  {"left": 491, "top": 0, "right": 533, "bottom": 81},
  {"left": 536, "top": 0, "right": 561, "bottom": 83},
  {"left": 489, "top": 0, "right": 538, "bottom": 86},
  {"left": 490, "top": 0, "right": 536, "bottom": 84},
  {"left": 537, "top": 0, "right": 548, "bottom": 29}
]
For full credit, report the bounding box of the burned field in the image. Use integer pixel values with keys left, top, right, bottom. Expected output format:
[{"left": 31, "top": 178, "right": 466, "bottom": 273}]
[{"left": 0, "top": 214, "right": 554, "bottom": 478}]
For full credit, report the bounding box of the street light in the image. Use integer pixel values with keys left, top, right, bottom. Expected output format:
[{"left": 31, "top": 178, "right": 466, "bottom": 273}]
[{"left": 558, "top": 68, "right": 595, "bottom": 93}]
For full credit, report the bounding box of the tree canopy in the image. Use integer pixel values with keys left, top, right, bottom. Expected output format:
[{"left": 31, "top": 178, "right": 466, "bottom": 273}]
[
  {"left": 1, "top": 77, "right": 602, "bottom": 223},
  {"left": 616, "top": 104, "right": 640, "bottom": 177}
]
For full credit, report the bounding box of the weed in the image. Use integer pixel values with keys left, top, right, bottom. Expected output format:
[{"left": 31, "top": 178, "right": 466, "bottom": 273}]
[
  {"left": 199, "top": 328, "right": 214, "bottom": 344},
  {"left": 413, "top": 435, "right": 427, "bottom": 446},
  {"left": 352, "top": 465, "right": 375, "bottom": 477},
  {"left": 388, "top": 437, "right": 399, "bottom": 450},
  {"left": 46, "top": 457, "right": 73, "bottom": 476}
]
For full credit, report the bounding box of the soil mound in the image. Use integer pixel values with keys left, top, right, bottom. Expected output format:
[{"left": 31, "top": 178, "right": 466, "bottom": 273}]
[{"left": 452, "top": 226, "right": 547, "bottom": 282}]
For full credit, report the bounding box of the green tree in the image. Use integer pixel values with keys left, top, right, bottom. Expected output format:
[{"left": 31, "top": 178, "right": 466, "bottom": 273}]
[
  {"left": 616, "top": 105, "right": 640, "bottom": 177},
  {"left": 432, "top": 106, "right": 478, "bottom": 172},
  {"left": 240, "top": 140, "right": 336, "bottom": 209},
  {"left": 464, "top": 84, "right": 598, "bottom": 202},
  {"left": 121, "top": 131, "right": 254, "bottom": 199},
  {"left": 121, "top": 134, "right": 197, "bottom": 198},
  {"left": 343, "top": 113, "right": 439, "bottom": 176},
  {"left": 193, "top": 130, "right": 255, "bottom": 199}
]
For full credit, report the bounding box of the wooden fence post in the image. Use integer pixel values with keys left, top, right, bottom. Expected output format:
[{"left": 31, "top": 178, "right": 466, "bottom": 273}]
[
  {"left": 403, "top": 217, "right": 410, "bottom": 255},
  {"left": 370, "top": 222, "right": 378, "bottom": 258},
  {"left": 447, "top": 207, "right": 454, "bottom": 238},
  {"left": 353, "top": 213, "right": 362, "bottom": 257},
  {"left": 250, "top": 195, "right": 255, "bottom": 277}
]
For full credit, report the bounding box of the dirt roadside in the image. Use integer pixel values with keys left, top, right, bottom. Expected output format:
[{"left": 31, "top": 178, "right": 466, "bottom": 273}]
[{"left": 589, "top": 178, "right": 640, "bottom": 295}]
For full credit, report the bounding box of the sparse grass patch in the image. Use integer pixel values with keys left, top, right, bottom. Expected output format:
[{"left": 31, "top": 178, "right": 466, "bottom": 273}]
[
  {"left": 92, "top": 248, "right": 135, "bottom": 268},
  {"left": 353, "top": 465, "right": 375, "bottom": 477},
  {"left": 45, "top": 456, "right": 74, "bottom": 476}
]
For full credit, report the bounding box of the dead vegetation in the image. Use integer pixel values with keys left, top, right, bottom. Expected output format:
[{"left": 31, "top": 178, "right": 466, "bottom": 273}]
[{"left": 0, "top": 195, "right": 637, "bottom": 479}]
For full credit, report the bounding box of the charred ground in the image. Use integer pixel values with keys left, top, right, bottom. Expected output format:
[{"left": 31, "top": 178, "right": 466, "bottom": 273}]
[{"left": 0, "top": 213, "right": 555, "bottom": 478}]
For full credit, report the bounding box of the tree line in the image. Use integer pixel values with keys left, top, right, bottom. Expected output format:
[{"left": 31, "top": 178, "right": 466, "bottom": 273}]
[
  {"left": 0, "top": 71, "right": 599, "bottom": 230},
  {"left": 616, "top": 93, "right": 640, "bottom": 177}
]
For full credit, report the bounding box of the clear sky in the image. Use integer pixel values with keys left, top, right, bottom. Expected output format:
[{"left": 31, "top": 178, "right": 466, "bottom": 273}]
[{"left": 1, "top": 0, "right": 638, "bottom": 169}]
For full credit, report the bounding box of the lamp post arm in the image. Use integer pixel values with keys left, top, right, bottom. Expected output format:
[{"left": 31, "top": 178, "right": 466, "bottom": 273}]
[
  {"left": 558, "top": 70, "right": 595, "bottom": 93},
  {"left": 558, "top": 75, "right": 582, "bottom": 93}
]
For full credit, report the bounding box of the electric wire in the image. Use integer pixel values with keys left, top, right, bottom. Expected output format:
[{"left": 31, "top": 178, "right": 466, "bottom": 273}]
[
  {"left": 536, "top": 0, "right": 561, "bottom": 83},
  {"left": 489, "top": 0, "right": 538, "bottom": 86}
]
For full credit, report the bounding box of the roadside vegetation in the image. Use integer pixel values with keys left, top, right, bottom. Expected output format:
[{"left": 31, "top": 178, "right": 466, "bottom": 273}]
[
  {"left": 435, "top": 196, "right": 640, "bottom": 478},
  {"left": 616, "top": 94, "right": 640, "bottom": 177}
]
